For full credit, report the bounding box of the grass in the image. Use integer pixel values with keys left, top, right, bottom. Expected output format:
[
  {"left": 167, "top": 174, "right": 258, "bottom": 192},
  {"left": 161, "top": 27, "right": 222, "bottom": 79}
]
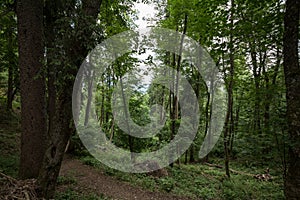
[
  {"left": 55, "top": 189, "right": 111, "bottom": 200},
  {"left": 57, "top": 175, "right": 78, "bottom": 185},
  {"left": 80, "top": 155, "right": 285, "bottom": 200}
]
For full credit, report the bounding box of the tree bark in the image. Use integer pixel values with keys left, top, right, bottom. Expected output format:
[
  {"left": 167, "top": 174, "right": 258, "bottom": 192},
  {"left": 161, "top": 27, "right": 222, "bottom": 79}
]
[
  {"left": 249, "top": 44, "right": 262, "bottom": 135},
  {"left": 44, "top": 0, "right": 57, "bottom": 157},
  {"left": 37, "top": 0, "right": 102, "bottom": 198},
  {"left": 17, "top": 0, "right": 47, "bottom": 179},
  {"left": 283, "top": 0, "right": 300, "bottom": 198},
  {"left": 169, "top": 40, "right": 176, "bottom": 168},
  {"left": 37, "top": 90, "right": 73, "bottom": 199},
  {"left": 223, "top": 0, "right": 235, "bottom": 178},
  {"left": 84, "top": 69, "right": 94, "bottom": 126},
  {"left": 173, "top": 14, "right": 188, "bottom": 166}
]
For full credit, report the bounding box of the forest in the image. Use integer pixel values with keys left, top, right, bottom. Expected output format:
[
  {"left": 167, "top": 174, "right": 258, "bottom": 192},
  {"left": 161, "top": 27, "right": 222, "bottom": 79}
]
[{"left": 0, "top": 0, "right": 299, "bottom": 199}]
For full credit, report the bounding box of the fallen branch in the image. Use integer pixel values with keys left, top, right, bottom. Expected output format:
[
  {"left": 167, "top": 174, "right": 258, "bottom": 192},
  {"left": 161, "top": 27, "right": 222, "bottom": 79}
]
[
  {"left": 203, "top": 162, "right": 255, "bottom": 177},
  {"left": 0, "top": 171, "right": 18, "bottom": 184},
  {"left": 203, "top": 162, "right": 223, "bottom": 169},
  {"left": 203, "top": 162, "right": 273, "bottom": 181},
  {"left": 0, "top": 172, "right": 38, "bottom": 200},
  {"left": 229, "top": 169, "right": 254, "bottom": 177}
]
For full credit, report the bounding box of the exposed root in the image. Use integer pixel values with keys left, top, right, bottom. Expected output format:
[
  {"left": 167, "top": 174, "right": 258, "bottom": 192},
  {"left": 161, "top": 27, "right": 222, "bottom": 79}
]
[{"left": 0, "top": 172, "right": 38, "bottom": 200}]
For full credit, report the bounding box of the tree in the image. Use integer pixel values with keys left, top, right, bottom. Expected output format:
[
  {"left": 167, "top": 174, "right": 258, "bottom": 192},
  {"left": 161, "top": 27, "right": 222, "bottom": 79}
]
[
  {"left": 283, "top": 0, "right": 300, "bottom": 198},
  {"left": 12, "top": 0, "right": 293, "bottom": 198},
  {"left": 16, "top": 0, "right": 47, "bottom": 179},
  {"left": 223, "top": 0, "right": 235, "bottom": 178},
  {"left": 0, "top": 1, "right": 18, "bottom": 111},
  {"left": 0, "top": 2, "right": 17, "bottom": 110},
  {"left": 37, "top": 0, "right": 102, "bottom": 198},
  {"left": 16, "top": 0, "right": 104, "bottom": 198}
]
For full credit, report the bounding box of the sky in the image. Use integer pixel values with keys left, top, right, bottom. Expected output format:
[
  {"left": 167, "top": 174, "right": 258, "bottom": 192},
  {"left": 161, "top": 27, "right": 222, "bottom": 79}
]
[
  {"left": 131, "top": 2, "right": 159, "bottom": 88},
  {"left": 133, "top": 2, "right": 157, "bottom": 29}
]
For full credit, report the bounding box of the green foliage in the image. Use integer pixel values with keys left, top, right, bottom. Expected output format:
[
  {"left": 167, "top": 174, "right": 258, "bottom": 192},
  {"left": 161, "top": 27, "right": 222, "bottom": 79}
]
[
  {"left": 81, "top": 156, "right": 102, "bottom": 168},
  {"left": 221, "top": 176, "right": 284, "bottom": 200},
  {"left": 55, "top": 189, "right": 110, "bottom": 200},
  {"left": 79, "top": 155, "right": 284, "bottom": 199},
  {"left": 57, "top": 175, "right": 77, "bottom": 185},
  {"left": 0, "top": 154, "right": 19, "bottom": 178},
  {"left": 56, "top": 0, "right": 287, "bottom": 184},
  {"left": 0, "top": 102, "right": 20, "bottom": 177},
  {"left": 0, "top": 0, "right": 290, "bottom": 198},
  {"left": 157, "top": 177, "right": 175, "bottom": 192},
  {"left": 0, "top": 1, "right": 18, "bottom": 104}
]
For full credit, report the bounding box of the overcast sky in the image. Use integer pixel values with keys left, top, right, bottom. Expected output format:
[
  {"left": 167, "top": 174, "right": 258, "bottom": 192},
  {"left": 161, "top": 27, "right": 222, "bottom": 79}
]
[
  {"left": 134, "top": 2, "right": 157, "bottom": 29},
  {"left": 131, "top": 2, "right": 160, "bottom": 88}
]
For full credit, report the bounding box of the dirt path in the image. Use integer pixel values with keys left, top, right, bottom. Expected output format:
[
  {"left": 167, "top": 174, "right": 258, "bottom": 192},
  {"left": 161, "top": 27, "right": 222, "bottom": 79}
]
[{"left": 59, "top": 156, "right": 195, "bottom": 200}]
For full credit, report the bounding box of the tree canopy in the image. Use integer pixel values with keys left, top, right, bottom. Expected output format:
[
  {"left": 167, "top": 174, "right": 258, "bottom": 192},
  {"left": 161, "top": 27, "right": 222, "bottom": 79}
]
[{"left": 0, "top": 0, "right": 299, "bottom": 199}]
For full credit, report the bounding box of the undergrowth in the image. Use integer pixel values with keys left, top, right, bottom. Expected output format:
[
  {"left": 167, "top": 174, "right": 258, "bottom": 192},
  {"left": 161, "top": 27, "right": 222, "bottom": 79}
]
[
  {"left": 0, "top": 100, "right": 285, "bottom": 200},
  {"left": 80, "top": 155, "right": 285, "bottom": 200},
  {"left": 0, "top": 101, "right": 20, "bottom": 178},
  {"left": 55, "top": 189, "right": 111, "bottom": 200}
]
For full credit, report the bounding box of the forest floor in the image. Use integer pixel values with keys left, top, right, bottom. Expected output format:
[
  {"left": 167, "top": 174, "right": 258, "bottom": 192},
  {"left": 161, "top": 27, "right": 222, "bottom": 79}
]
[
  {"left": 0, "top": 105, "right": 190, "bottom": 200},
  {"left": 0, "top": 104, "right": 285, "bottom": 200},
  {"left": 58, "top": 155, "right": 194, "bottom": 200}
]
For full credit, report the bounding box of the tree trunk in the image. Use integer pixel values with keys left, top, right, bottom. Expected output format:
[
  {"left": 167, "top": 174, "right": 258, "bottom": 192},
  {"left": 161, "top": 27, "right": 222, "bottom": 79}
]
[
  {"left": 250, "top": 44, "right": 262, "bottom": 135},
  {"left": 189, "top": 144, "right": 195, "bottom": 163},
  {"left": 119, "top": 76, "right": 135, "bottom": 162},
  {"left": 37, "top": 0, "right": 102, "bottom": 198},
  {"left": 17, "top": 0, "right": 47, "bottom": 179},
  {"left": 223, "top": 0, "right": 235, "bottom": 178},
  {"left": 37, "top": 91, "right": 73, "bottom": 199},
  {"left": 44, "top": 0, "right": 57, "bottom": 156},
  {"left": 169, "top": 44, "right": 176, "bottom": 168},
  {"left": 173, "top": 14, "right": 188, "bottom": 166},
  {"left": 230, "top": 106, "right": 239, "bottom": 155},
  {"left": 204, "top": 69, "right": 213, "bottom": 162},
  {"left": 283, "top": 0, "right": 300, "bottom": 198},
  {"left": 84, "top": 69, "right": 94, "bottom": 126}
]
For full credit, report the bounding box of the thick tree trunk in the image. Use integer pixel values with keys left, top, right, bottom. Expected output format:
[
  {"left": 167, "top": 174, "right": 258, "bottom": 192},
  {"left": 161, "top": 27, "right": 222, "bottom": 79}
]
[
  {"left": 37, "top": 0, "right": 102, "bottom": 198},
  {"left": 283, "top": 0, "right": 300, "bottom": 198},
  {"left": 44, "top": 0, "right": 57, "bottom": 156},
  {"left": 37, "top": 91, "right": 73, "bottom": 199},
  {"left": 17, "top": 0, "right": 47, "bottom": 179}
]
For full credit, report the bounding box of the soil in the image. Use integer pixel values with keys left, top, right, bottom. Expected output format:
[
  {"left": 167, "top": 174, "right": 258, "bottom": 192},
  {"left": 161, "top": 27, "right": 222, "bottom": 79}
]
[{"left": 59, "top": 155, "right": 195, "bottom": 200}]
